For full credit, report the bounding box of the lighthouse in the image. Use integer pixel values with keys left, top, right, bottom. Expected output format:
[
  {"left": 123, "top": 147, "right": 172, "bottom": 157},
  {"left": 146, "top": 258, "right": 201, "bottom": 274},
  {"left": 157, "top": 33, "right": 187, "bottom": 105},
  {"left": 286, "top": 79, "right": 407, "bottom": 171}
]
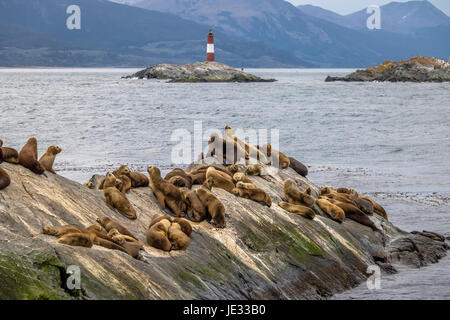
[{"left": 206, "top": 29, "right": 215, "bottom": 62}]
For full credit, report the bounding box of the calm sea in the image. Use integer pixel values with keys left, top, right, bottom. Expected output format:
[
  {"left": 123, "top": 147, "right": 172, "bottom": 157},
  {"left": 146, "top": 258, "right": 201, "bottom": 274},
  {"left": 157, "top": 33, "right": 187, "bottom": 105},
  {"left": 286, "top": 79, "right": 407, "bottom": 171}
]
[{"left": 0, "top": 68, "right": 449, "bottom": 299}]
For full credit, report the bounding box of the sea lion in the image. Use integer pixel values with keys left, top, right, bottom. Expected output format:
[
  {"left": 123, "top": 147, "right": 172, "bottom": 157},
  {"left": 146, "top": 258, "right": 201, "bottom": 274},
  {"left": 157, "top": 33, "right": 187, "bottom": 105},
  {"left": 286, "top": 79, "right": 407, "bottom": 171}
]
[
  {"left": 103, "top": 173, "right": 137, "bottom": 219},
  {"left": 195, "top": 187, "right": 226, "bottom": 228},
  {"left": 232, "top": 172, "right": 252, "bottom": 184},
  {"left": 117, "top": 174, "right": 132, "bottom": 193},
  {"left": 86, "top": 224, "right": 113, "bottom": 242},
  {"left": 279, "top": 201, "right": 315, "bottom": 219},
  {"left": 39, "top": 145, "right": 61, "bottom": 174},
  {"left": 57, "top": 232, "right": 95, "bottom": 248},
  {"left": 0, "top": 145, "right": 19, "bottom": 164},
  {"left": 113, "top": 165, "right": 149, "bottom": 188},
  {"left": 189, "top": 171, "right": 207, "bottom": 185},
  {"left": 168, "top": 222, "right": 190, "bottom": 251},
  {"left": 349, "top": 192, "right": 374, "bottom": 215},
  {"left": 43, "top": 225, "right": 86, "bottom": 237},
  {"left": 225, "top": 126, "right": 268, "bottom": 164},
  {"left": 259, "top": 144, "right": 290, "bottom": 169},
  {"left": 327, "top": 199, "right": 379, "bottom": 231},
  {"left": 146, "top": 219, "right": 172, "bottom": 251},
  {"left": 316, "top": 198, "right": 345, "bottom": 223},
  {"left": 206, "top": 166, "right": 235, "bottom": 193},
  {"left": 148, "top": 166, "right": 186, "bottom": 217},
  {"left": 208, "top": 134, "right": 248, "bottom": 164},
  {"left": 245, "top": 164, "right": 263, "bottom": 176},
  {"left": 360, "top": 195, "right": 388, "bottom": 220},
  {"left": 165, "top": 168, "right": 193, "bottom": 188},
  {"left": 92, "top": 236, "right": 130, "bottom": 255},
  {"left": 283, "top": 179, "right": 315, "bottom": 207},
  {"left": 108, "top": 228, "right": 144, "bottom": 249},
  {"left": 96, "top": 216, "right": 138, "bottom": 240},
  {"left": 148, "top": 215, "right": 174, "bottom": 229},
  {"left": 288, "top": 157, "right": 308, "bottom": 177},
  {"left": 233, "top": 182, "right": 272, "bottom": 207},
  {"left": 18, "top": 137, "right": 45, "bottom": 174},
  {"left": 225, "top": 164, "right": 240, "bottom": 176},
  {"left": 180, "top": 187, "right": 207, "bottom": 222},
  {"left": 0, "top": 168, "right": 11, "bottom": 190},
  {"left": 173, "top": 217, "right": 193, "bottom": 237}
]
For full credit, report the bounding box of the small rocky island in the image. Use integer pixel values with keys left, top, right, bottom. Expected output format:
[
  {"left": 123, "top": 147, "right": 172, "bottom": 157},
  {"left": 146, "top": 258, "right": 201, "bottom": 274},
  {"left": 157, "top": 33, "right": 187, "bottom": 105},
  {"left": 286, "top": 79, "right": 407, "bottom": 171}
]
[
  {"left": 326, "top": 56, "right": 450, "bottom": 82},
  {"left": 124, "top": 61, "right": 276, "bottom": 83}
]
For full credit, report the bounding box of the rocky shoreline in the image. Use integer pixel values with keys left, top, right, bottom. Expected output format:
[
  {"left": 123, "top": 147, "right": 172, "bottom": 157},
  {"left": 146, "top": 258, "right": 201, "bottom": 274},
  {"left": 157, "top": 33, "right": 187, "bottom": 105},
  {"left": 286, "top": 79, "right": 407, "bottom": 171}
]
[
  {"left": 326, "top": 56, "right": 450, "bottom": 82},
  {"left": 124, "top": 61, "right": 276, "bottom": 83},
  {"left": 0, "top": 159, "right": 447, "bottom": 299}
]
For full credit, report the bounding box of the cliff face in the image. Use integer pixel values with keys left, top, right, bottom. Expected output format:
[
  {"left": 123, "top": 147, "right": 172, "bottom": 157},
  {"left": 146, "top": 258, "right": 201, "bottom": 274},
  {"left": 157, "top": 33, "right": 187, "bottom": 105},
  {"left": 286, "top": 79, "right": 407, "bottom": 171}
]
[
  {"left": 124, "top": 61, "right": 276, "bottom": 82},
  {"left": 326, "top": 56, "right": 450, "bottom": 82},
  {"left": 0, "top": 161, "right": 447, "bottom": 300}
]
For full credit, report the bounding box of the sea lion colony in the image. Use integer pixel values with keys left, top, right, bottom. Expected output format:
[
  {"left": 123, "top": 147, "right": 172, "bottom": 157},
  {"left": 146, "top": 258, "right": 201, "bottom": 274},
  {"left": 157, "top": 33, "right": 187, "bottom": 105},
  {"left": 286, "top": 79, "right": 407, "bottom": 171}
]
[{"left": 0, "top": 129, "right": 388, "bottom": 256}]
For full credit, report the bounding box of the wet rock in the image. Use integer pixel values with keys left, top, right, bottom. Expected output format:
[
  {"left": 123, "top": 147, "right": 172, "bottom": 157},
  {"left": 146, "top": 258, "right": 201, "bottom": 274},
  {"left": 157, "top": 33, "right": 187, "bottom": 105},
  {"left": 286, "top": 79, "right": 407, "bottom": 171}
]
[
  {"left": 0, "top": 161, "right": 446, "bottom": 299},
  {"left": 326, "top": 56, "right": 450, "bottom": 83},
  {"left": 124, "top": 61, "right": 276, "bottom": 83}
]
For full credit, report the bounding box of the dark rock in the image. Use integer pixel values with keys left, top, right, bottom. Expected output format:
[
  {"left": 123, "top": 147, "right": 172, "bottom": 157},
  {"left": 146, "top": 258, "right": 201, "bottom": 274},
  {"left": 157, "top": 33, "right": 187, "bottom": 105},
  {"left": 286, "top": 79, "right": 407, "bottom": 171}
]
[{"left": 326, "top": 56, "right": 450, "bottom": 83}]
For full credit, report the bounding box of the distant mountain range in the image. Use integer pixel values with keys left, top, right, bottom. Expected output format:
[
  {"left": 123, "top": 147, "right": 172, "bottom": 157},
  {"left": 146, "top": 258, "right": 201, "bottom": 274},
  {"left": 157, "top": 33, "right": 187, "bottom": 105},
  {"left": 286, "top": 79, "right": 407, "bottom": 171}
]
[
  {"left": 298, "top": 1, "right": 450, "bottom": 34},
  {"left": 0, "top": 0, "right": 449, "bottom": 67}
]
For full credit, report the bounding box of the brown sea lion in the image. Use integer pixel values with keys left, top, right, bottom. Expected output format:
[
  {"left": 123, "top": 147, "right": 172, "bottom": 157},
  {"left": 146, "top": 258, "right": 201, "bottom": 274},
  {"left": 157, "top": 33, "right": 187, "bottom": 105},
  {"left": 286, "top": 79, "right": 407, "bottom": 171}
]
[
  {"left": 316, "top": 198, "right": 345, "bottom": 223},
  {"left": 0, "top": 145, "right": 19, "bottom": 164},
  {"left": 349, "top": 192, "right": 374, "bottom": 215},
  {"left": 225, "top": 164, "right": 240, "bottom": 176},
  {"left": 232, "top": 182, "right": 272, "bottom": 207},
  {"left": 206, "top": 166, "right": 235, "bottom": 193},
  {"left": 108, "top": 228, "right": 144, "bottom": 248},
  {"left": 0, "top": 167, "right": 11, "bottom": 190},
  {"left": 232, "top": 172, "right": 252, "bottom": 184},
  {"left": 327, "top": 199, "right": 379, "bottom": 231},
  {"left": 172, "top": 217, "right": 193, "bottom": 237},
  {"left": 146, "top": 219, "right": 172, "bottom": 251},
  {"left": 18, "top": 137, "right": 45, "bottom": 174},
  {"left": 195, "top": 187, "right": 226, "bottom": 228},
  {"left": 117, "top": 174, "right": 132, "bottom": 193},
  {"left": 288, "top": 157, "right": 308, "bottom": 177},
  {"left": 39, "top": 145, "right": 61, "bottom": 174},
  {"left": 283, "top": 179, "right": 315, "bottom": 207},
  {"left": 279, "top": 201, "right": 315, "bottom": 219},
  {"left": 165, "top": 168, "right": 193, "bottom": 188},
  {"left": 96, "top": 216, "right": 138, "bottom": 240},
  {"left": 245, "top": 163, "right": 263, "bottom": 176},
  {"left": 168, "top": 222, "right": 190, "bottom": 251},
  {"left": 148, "top": 166, "right": 185, "bottom": 217},
  {"left": 103, "top": 173, "right": 137, "bottom": 219},
  {"left": 113, "top": 165, "right": 149, "bottom": 188},
  {"left": 180, "top": 188, "right": 207, "bottom": 222},
  {"left": 148, "top": 215, "right": 174, "bottom": 229},
  {"left": 259, "top": 144, "right": 290, "bottom": 169},
  {"left": 208, "top": 134, "right": 248, "bottom": 164},
  {"left": 57, "top": 232, "right": 95, "bottom": 248},
  {"left": 360, "top": 195, "right": 388, "bottom": 220},
  {"left": 43, "top": 225, "right": 86, "bottom": 237}
]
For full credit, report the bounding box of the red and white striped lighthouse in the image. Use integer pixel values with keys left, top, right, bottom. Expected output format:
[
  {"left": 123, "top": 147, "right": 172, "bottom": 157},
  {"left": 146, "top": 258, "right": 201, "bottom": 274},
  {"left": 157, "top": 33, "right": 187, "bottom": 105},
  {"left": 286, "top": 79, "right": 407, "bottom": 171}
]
[{"left": 206, "top": 29, "right": 215, "bottom": 62}]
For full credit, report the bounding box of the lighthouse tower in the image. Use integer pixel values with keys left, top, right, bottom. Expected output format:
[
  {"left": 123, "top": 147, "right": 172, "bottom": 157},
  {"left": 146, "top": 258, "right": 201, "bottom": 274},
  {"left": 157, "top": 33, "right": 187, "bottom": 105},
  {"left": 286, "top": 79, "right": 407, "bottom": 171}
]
[{"left": 206, "top": 29, "right": 215, "bottom": 62}]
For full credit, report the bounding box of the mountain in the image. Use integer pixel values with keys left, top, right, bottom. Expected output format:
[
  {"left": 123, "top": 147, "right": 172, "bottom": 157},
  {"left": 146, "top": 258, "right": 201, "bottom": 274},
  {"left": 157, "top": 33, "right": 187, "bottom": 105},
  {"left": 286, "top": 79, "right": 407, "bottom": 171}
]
[
  {"left": 296, "top": 4, "right": 347, "bottom": 26},
  {"left": 0, "top": 0, "right": 309, "bottom": 67},
  {"left": 127, "top": 0, "right": 450, "bottom": 67},
  {"left": 299, "top": 1, "right": 450, "bottom": 34}
]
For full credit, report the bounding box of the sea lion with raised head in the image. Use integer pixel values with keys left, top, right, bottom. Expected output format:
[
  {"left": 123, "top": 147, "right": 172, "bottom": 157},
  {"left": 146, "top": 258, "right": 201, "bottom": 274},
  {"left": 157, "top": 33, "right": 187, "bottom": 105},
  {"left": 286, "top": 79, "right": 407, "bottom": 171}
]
[
  {"left": 39, "top": 145, "right": 61, "bottom": 174},
  {"left": 18, "top": 137, "right": 45, "bottom": 174},
  {"left": 283, "top": 179, "right": 315, "bottom": 207},
  {"left": 205, "top": 166, "right": 235, "bottom": 193}
]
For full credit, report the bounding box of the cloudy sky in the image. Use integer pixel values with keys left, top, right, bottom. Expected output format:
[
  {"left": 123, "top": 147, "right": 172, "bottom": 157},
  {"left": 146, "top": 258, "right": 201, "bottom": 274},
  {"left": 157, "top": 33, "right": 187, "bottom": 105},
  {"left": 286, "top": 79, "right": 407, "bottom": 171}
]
[{"left": 287, "top": 0, "right": 450, "bottom": 16}]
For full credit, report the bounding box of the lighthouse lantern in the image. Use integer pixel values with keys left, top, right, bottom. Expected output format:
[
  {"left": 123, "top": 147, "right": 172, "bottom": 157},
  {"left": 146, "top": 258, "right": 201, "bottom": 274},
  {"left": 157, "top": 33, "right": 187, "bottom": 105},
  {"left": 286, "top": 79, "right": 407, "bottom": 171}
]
[{"left": 206, "top": 29, "right": 215, "bottom": 62}]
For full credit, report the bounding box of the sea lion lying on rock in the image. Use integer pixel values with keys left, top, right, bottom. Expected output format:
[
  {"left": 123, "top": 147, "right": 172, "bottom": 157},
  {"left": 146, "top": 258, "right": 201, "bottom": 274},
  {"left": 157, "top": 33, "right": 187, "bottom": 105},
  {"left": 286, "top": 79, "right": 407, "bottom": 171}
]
[
  {"left": 327, "top": 198, "right": 379, "bottom": 232},
  {"left": 316, "top": 198, "right": 345, "bottom": 223},
  {"left": 0, "top": 167, "right": 11, "bottom": 190},
  {"left": 245, "top": 164, "right": 263, "bottom": 176},
  {"left": 232, "top": 181, "right": 272, "bottom": 207},
  {"left": 96, "top": 216, "right": 138, "bottom": 240},
  {"left": 258, "top": 144, "right": 290, "bottom": 169},
  {"left": 147, "top": 218, "right": 172, "bottom": 251},
  {"left": 205, "top": 166, "right": 235, "bottom": 193},
  {"left": 18, "top": 137, "right": 45, "bottom": 174},
  {"left": 39, "top": 145, "right": 61, "bottom": 174},
  {"left": 233, "top": 172, "right": 252, "bottom": 184},
  {"left": 168, "top": 222, "right": 190, "bottom": 251},
  {"left": 103, "top": 173, "right": 137, "bottom": 219},
  {"left": 288, "top": 157, "right": 308, "bottom": 177},
  {"left": 148, "top": 166, "right": 186, "bottom": 217},
  {"left": 165, "top": 168, "right": 193, "bottom": 188},
  {"left": 195, "top": 187, "right": 226, "bottom": 228},
  {"left": 180, "top": 187, "right": 207, "bottom": 222},
  {"left": 284, "top": 179, "right": 315, "bottom": 207},
  {"left": 57, "top": 232, "right": 95, "bottom": 248},
  {"left": 0, "top": 139, "right": 19, "bottom": 164},
  {"left": 279, "top": 201, "right": 315, "bottom": 219},
  {"left": 113, "top": 165, "right": 149, "bottom": 188}
]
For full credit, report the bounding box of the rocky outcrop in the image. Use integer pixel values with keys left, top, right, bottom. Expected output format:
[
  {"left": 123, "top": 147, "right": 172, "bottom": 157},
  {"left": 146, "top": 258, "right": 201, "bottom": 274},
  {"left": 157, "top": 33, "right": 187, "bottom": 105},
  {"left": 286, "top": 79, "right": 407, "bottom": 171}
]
[
  {"left": 0, "top": 161, "right": 447, "bottom": 299},
  {"left": 326, "top": 56, "right": 450, "bottom": 82},
  {"left": 124, "top": 61, "right": 276, "bottom": 82}
]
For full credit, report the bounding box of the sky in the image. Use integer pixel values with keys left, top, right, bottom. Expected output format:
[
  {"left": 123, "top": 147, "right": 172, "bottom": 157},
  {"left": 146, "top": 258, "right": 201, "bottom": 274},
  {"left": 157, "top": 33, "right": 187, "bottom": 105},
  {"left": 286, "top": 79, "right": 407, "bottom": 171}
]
[{"left": 287, "top": 0, "right": 450, "bottom": 16}]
